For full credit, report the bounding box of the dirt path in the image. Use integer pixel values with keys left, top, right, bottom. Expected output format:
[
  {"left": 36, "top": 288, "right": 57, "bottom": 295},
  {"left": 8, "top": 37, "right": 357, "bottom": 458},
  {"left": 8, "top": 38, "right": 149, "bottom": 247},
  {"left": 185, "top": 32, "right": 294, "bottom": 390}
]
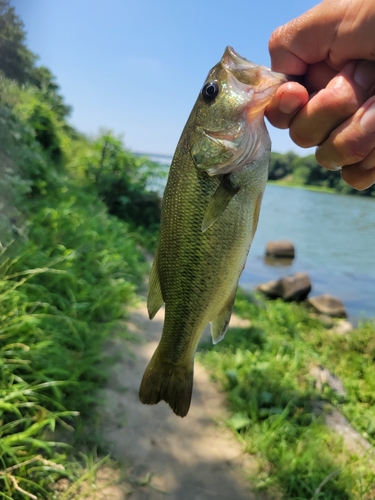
[{"left": 99, "top": 301, "right": 265, "bottom": 500}]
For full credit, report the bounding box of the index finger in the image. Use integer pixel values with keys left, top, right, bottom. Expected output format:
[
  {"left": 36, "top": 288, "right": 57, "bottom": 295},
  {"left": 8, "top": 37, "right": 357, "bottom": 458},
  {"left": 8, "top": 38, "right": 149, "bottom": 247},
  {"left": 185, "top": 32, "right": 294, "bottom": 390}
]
[{"left": 268, "top": 2, "right": 344, "bottom": 73}]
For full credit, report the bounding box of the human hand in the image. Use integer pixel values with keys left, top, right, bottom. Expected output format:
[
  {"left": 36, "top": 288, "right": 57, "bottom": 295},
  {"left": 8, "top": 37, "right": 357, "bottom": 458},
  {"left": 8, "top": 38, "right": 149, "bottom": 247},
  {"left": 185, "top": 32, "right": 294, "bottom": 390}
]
[{"left": 266, "top": 0, "right": 375, "bottom": 189}]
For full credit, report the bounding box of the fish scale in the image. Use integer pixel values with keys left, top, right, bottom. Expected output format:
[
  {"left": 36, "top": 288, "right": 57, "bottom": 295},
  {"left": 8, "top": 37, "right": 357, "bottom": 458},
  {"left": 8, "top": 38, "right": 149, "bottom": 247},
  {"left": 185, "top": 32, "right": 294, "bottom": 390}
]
[{"left": 139, "top": 46, "right": 286, "bottom": 417}]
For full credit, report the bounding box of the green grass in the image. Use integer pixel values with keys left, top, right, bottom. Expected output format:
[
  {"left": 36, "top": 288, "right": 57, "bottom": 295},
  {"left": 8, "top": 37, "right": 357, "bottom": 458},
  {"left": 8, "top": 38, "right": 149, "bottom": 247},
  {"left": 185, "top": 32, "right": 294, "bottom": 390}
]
[
  {"left": 198, "top": 290, "right": 375, "bottom": 499},
  {"left": 267, "top": 179, "right": 337, "bottom": 194},
  {"left": 0, "top": 67, "right": 156, "bottom": 496},
  {"left": 0, "top": 181, "right": 148, "bottom": 498}
]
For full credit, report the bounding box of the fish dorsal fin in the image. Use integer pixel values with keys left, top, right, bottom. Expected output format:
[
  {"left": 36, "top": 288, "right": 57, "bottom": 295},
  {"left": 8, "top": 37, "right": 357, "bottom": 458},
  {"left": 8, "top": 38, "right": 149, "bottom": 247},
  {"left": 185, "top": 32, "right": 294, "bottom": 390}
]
[
  {"left": 147, "top": 251, "right": 164, "bottom": 319},
  {"left": 202, "top": 176, "right": 240, "bottom": 232},
  {"left": 210, "top": 287, "right": 237, "bottom": 344}
]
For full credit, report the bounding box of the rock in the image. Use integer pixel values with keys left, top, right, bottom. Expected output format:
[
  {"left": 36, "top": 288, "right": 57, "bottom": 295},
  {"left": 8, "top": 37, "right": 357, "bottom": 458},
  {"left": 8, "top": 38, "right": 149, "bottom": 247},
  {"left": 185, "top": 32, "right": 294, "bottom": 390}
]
[
  {"left": 331, "top": 319, "right": 353, "bottom": 335},
  {"left": 229, "top": 314, "right": 252, "bottom": 329},
  {"left": 313, "top": 401, "right": 372, "bottom": 457},
  {"left": 256, "top": 279, "right": 279, "bottom": 298},
  {"left": 257, "top": 272, "right": 312, "bottom": 301},
  {"left": 308, "top": 294, "right": 347, "bottom": 318},
  {"left": 309, "top": 366, "right": 346, "bottom": 396},
  {"left": 265, "top": 240, "right": 295, "bottom": 259},
  {"left": 263, "top": 255, "right": 294, "bottom": 267}
]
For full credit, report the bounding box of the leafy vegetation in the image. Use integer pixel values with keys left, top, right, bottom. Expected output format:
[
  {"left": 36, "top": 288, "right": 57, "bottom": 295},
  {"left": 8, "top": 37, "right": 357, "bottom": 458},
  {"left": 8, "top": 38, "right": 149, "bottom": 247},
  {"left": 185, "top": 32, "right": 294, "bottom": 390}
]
[
  {"left": 80, "top": 133, "right": 164, "bottom": 250},
  {"left": 198, "top": 290, "right": 375, "bottom": 499},
  {"left": 0, "top": 1, "right": 162, "bottom": 497},
  {"left": 1, "top": 1, "right": 374, "bottom": 498},
  {"left": 269, "top": 152, "right": 375, "bottom": 197},
  {"left": 0, "top": 191, "right": 145, "bottom": 498}
]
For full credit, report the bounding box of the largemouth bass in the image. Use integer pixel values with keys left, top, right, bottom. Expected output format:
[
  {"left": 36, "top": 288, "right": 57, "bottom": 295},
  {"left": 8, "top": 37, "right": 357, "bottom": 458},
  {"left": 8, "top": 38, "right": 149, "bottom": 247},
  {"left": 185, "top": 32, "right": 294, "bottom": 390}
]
[{"left": 139, "top": 46, "right": 286, "bottom": 417}]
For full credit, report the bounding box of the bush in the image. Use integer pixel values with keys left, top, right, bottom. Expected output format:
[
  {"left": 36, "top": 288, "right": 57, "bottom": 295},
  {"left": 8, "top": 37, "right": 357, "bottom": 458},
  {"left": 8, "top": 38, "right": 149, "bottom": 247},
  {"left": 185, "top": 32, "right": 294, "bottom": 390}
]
[{"left": 79, "top": 132, "right": 164, "bottom": 247}]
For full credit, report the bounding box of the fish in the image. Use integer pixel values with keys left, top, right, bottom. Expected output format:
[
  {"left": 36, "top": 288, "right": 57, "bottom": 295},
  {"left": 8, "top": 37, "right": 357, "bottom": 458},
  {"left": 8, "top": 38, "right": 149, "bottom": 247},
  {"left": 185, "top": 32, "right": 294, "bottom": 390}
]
[{"left": 139, "top": 46, "right": 286, "bottom": 417}]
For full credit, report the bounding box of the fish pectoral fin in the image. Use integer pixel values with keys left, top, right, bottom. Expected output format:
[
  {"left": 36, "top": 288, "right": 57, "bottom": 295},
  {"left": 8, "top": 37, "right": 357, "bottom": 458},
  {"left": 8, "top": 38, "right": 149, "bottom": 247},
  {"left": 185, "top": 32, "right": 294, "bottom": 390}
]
[
  {"left": 202, "top": 176, "right": 240, "bottom": 232},
  {"left": 147, "top": 252, "right": 164, "bottom": 319},
  {"left": 210, "top": 288, "right": 237, "bottom": 344}
]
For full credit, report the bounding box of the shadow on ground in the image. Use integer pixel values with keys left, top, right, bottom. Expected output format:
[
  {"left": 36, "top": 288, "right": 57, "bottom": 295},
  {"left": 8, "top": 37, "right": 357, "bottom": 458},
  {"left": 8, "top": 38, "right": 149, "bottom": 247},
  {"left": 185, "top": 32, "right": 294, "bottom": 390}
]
[{"left": 100, "top": 303, "right": 267, "bottom": 500}]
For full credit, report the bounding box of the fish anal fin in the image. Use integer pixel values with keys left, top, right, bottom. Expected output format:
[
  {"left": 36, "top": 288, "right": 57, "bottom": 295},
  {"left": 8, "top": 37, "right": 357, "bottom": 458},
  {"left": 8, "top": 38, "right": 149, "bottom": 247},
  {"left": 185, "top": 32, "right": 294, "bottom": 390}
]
[
  {"left": 210, "top": 288, "right": 237, "bottom": 344},
  {"left": 139, "top": 350, "right": 194, "bottom": 417},
  {"left": 147, "top": 253, "right": 164, "bottom": 319},
  {"left": 202, "top": 176, "right": 240, "bottom": 232}
]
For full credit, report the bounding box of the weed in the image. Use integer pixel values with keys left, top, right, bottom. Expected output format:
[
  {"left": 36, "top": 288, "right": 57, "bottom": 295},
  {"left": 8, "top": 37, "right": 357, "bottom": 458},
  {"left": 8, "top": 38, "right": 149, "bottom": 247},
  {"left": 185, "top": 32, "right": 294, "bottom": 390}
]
[{"left": 198, "top": 290, "right": 375, "bottom": 499}]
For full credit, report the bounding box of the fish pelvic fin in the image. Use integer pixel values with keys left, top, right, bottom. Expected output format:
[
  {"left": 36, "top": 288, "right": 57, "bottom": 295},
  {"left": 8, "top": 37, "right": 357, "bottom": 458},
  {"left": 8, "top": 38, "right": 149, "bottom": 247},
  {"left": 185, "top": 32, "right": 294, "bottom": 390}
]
[
  {"left": 202, "top": 176, "right": 240, "bottom": 232},
  {"left": 139, "top": 351, "right": 194, "bottom": 418},
  {"left": 147, "top": 251, "right": 164, "bottom": 319},
  {"left": 210, "top": 287, "right": 237, "bottom": 344}
]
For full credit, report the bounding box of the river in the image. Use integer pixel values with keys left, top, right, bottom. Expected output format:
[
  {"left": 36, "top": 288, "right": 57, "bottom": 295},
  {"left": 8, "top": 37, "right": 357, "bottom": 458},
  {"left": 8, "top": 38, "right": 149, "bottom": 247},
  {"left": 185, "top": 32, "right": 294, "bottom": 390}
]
[
  {"left": 241, "top": 184, "right": 375, "bottom": 323},
  {"left": 147, "top": 155, "right": 375, "bottom": 322}
]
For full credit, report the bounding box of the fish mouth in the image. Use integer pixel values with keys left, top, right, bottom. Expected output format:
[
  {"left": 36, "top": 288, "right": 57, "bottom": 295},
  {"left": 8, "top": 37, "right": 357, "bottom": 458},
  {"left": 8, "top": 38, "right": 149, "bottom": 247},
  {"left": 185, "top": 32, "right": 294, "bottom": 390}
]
[
  {"left": 197, "top": 47, "right": 286, "bottom": 176},
  {"left": 221, "top": 46, "right": 287, "bottom": 120},
  {"left": 221, "top": 46, "right": 259, "bottom": 76},
  {"left": 222, "top": 45, "right": 286, "bottom": 95},
  {"left": 255, "top": 69, "right": 287, "bottom": 96}
]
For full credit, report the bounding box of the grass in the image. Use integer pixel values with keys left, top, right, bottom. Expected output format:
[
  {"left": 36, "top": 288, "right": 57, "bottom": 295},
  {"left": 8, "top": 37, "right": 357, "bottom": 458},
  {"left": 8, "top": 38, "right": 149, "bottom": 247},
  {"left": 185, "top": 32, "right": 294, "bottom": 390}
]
[
  {"left": 2, "top": 29, "right": 372, "bottom": 497},
  {"left": 198, "top": 290, "right": 375, "bottom": 499},
  {"left": 267, "top": 179, "right": 337, "bottom": 195},
  {"left": 0, "top": 180, "right": 148, "bottom": 498},
  {"left": 0, "top": 72, "right": 157, "bottom": 496}
]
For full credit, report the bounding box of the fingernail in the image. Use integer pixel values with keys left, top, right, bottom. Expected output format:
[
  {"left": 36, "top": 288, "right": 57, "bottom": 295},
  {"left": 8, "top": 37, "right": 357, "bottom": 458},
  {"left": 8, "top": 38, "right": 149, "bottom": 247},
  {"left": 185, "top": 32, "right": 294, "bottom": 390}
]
[
  {"left": 278, "top": 93, "right": 303, "bottom": 114},
  {"left": 315, "top": 146, "right": 342, "bottom": 171},
  {"left": 360, "top": 101, "right": 375, "bottom": 133},
  {"left": 362, "top": 164, "right": 375, "bottom": 171},
  {"left": 353, "top": 60, "right": 375, "bottom": 90}
]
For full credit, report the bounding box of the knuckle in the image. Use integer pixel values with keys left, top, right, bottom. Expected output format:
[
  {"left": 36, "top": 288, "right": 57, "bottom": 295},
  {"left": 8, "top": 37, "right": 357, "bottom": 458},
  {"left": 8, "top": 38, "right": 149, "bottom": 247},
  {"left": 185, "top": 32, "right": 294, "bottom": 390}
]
[
  {"left": 319, "top": 126, "right": 375, "bottom": 169},
  {"left": 343, "top": 134, "right": 374, "bottom": 163},
  {"left": 268, "top": 27, "right": 284, "bottom": 52},
  {"left": 324, "top": 85, "right": 359, "bottom": 116},
  {"left": 351, "top": 146, "right": 368, "bottom": 162},
  {"left": 290, "top": 126, "right": 316, "bottom": 148}
]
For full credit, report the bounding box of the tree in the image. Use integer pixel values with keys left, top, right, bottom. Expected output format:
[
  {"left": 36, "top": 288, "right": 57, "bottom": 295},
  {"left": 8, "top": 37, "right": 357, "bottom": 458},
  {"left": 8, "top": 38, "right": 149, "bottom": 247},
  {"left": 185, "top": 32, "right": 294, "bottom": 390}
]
[
  {"left": 84, "top": 133, "right": 162, "bottom": 230},
  {"left": 30, "top": 65, "right": 72, "bottom": 119},
  {"left": 269, "top": 151, "right": 296, "bottom": 180},
  {"left": 0, "top": 0, "right": 36, "bottom": 83},
  {"left": 0, "top": 1, "right": 71, "bottom": 120}
]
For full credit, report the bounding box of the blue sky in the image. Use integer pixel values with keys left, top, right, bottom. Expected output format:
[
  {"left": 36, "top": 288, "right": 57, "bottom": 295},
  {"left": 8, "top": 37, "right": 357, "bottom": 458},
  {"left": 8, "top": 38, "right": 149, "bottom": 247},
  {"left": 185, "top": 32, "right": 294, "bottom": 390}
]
[{"left": 12, "top": 0, "right": 317, "bottom": 157}]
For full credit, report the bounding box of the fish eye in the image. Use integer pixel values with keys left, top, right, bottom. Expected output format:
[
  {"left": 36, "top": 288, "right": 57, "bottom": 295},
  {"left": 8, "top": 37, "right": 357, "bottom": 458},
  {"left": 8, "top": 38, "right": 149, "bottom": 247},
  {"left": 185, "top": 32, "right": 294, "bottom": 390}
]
[{"left": 201, "top": 81, "right": 220, "bottom": 102}]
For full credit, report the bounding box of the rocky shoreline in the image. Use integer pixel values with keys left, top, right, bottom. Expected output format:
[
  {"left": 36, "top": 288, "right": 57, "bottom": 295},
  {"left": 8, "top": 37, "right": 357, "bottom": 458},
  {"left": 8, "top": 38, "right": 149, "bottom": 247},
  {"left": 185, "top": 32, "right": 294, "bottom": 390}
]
[{"left": 256, "top": 240, "right": 353, "bottom": 327}]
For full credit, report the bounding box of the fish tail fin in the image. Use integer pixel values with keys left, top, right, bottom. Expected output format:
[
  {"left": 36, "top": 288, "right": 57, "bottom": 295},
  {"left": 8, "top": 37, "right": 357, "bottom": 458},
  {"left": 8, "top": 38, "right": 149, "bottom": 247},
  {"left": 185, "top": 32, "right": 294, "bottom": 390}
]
[{"left": 139, "top": 351, "right": 193, "bottom": 417}]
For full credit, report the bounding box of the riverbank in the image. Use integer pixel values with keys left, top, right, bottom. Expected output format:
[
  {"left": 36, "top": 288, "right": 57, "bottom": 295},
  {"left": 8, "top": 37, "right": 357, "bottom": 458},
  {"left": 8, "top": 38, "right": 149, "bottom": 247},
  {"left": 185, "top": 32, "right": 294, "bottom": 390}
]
[
  {"left": 268, "top": 179, "right": 337, "bottom": 194},
  {"left": 268, "top": 152, "right": 375, "bottom": 198},
  {"left": 242, "top": 184, "right": 375, "bottom": 322},
  {"left": 1, "top": 4, "right": 373, "bottom": 495},
  {"left": 92, "top": 291, "right": 375, "bottom": 499},
  {"left": 198, "top": 290, "right": 375, "bottom": 498}
]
